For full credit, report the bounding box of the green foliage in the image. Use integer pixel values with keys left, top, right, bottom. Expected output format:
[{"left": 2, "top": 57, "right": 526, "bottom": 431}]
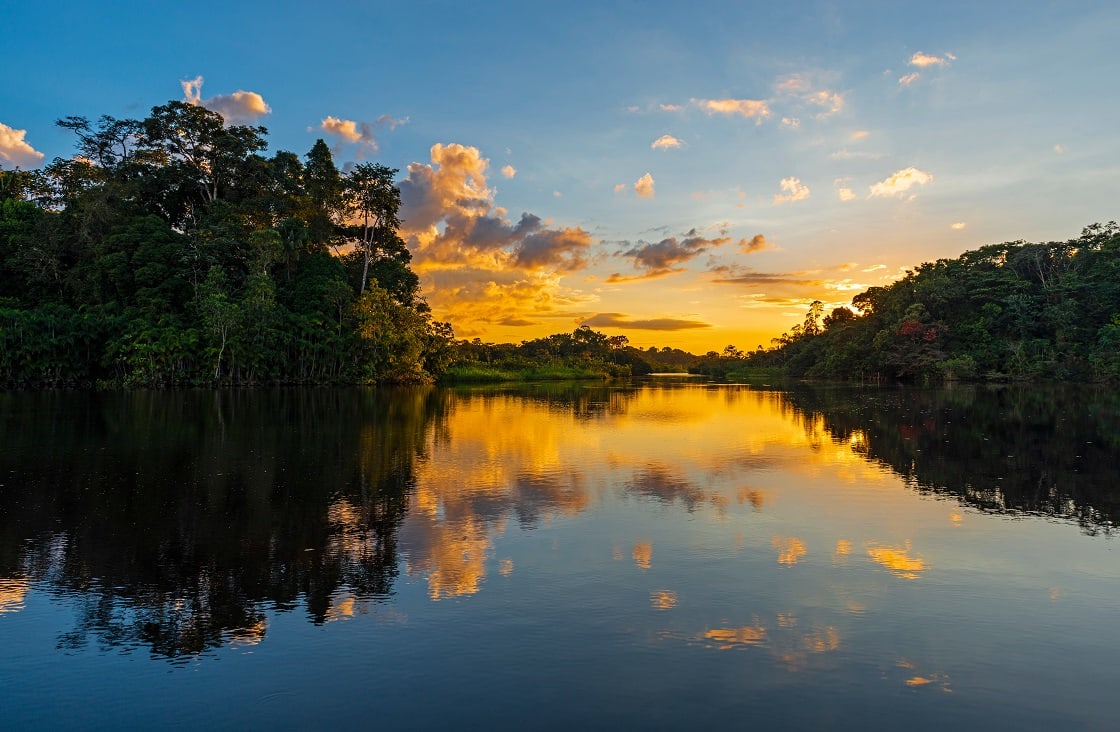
[
  {"left": 0, "top": 98, "right": 452, "bottom": 388},
  {"left": 751, "top": 222, "right": 1120, "bottom": 383}
]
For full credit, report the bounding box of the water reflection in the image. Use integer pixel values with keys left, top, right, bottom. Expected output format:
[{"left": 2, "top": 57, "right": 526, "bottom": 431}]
[
  {"left": 0, "top": 380, "right": 1117, "bottom": 666},
  {"left": 780, "top": 383, "right": 1120, "bottom": 533}
]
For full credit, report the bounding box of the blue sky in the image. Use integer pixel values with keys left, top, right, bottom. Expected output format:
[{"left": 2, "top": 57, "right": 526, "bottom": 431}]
[{"left": 3, "top": 1, "right": 1118, "bottom": 350}]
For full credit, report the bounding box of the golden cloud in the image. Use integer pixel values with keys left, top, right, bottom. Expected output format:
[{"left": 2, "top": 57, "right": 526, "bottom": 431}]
[
  {"left": 181, "top": 76, "right": 270, "bottom": 125},
  {"left": 581, "top": 313, "right": 710, "bottom": 331},
  {"left": 501, "top": 164, "right": 517, "bottom": 178},
  {"left": 694, "top": 98, "right": 772, "bottom": 122},
  {"left": 909, "top": 51, "right": 953, "bottom": 68},
  {"left": 651, "top": 134, "right": 683, "bottom": 150},
  {"left": 320, "top": 116, "right": 366, "bottom": 144},
  {"left": 899, "top": 72, "right": 921, "bottom": 86},
  {"left": 634, "top": 172, "right": 656, "bottom": 198},
  {"left": 398, "top": 143, "right": 598, "bottom": 335},
  {"left": 0, "top": 122, "right": 45, "bottom": 168},
  {"left": 773, "top": 176, "right": 810, "bottom": 205},
  {"left": 741, "top": 234, "right": 771, "bottom": 253},
  {"left": 868, "top": 166, "right": 934, "bottom": 198}
]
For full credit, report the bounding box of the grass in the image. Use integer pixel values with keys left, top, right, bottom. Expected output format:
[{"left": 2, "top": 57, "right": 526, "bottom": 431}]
[{"left": 440, "top": 363, "right": 611, "bottom": 384}]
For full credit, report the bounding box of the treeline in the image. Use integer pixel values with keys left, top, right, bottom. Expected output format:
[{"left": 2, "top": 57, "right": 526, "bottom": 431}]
[
  {"left": 0, "top": 101, "right": 452, "bottom": 388},
  {"left": 444, "top": 327, "right": 700, "bottom": 381},
  {"left": 740, "top": 223, "right": 1120, "bottom": 382}
]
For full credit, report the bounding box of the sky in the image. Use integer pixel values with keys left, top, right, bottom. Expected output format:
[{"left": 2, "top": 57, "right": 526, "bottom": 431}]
[{"left": 3, "top": 1, "right": 1118, "bottom": 352}]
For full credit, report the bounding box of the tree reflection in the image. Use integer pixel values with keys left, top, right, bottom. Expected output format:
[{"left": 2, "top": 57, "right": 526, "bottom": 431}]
[
  {"left": 0, "top": 388, "right": 443, "bottom": 660},
  {"left": 777, "top": 384, "right": 1120, "bottom": 533}
]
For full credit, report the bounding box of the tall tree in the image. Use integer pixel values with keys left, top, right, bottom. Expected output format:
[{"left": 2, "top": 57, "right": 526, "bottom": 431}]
[{"left": 342, "top": 163, "right": 401, "bottom": 295}]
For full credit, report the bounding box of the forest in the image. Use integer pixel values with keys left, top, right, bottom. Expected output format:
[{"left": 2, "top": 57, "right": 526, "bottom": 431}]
[
  {"left": 732, "top": 222, "right": 1120, "bottom": 383},
  {"left": 0, "top": 101, "right": 453, "bottom": 387},
  {"left": 2, "top": 98, "right": 1117, "bottom": 388}
]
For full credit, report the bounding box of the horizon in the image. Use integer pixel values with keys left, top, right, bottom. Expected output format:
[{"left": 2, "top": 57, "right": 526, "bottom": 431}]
[{"left": 2, "top": 1, "right": 1117, "bottom": 352}]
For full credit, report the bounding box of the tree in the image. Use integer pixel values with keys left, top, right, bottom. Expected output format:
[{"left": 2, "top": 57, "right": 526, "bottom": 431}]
[{"left": 342, "top": 163, "right": 401, "bottom": 295}]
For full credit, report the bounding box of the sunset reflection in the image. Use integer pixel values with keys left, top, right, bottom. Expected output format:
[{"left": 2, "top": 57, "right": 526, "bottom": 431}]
[
  {"left": 0, "top": 577, "right": 27, "bottom": 614},
  {"left": 633, "top": 541, "right": 653, "bottom": 570},
  {"left": 651, "top": 590, "right": 677, "bottom": 610},
  {"left": 701, "top": 623, "right": 767, "bottom": 649},
  {"left": 772, "top": 536, "right": 807, "bottom": 566},
  {"left": 866, "top": 542, "right": 928, "bottom": 580}
]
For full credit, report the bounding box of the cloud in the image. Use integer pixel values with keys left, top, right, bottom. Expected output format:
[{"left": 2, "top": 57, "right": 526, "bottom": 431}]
[
  {"left": 775, "top": 74, "right": 811, "bottom": 94},
  {"left": 398, "top": 142, "right": 597, "bottom": 334},
  {"left": 951, "top": 221, "right": 967, "bottom": 230},
  {"left": 868, "top": 166, "right": 934, "bottom": 198},
  {"left": 181, "top": 76, "right": 270, "bottom": 125},
  {"left": 651, "top": 134, "right": 683, "bottom": 150},
  {"left": 634, "top": 172, "right": 656, "bottom": 198},
  {"left": 612, "top": 229, "right": 769, "bottom": 282},
  {"left": 774, "top": 73, "right": 844, "bottom": 117},
  {"left": 909, "top": 51, "right": 953, "bottom": 68},
  {"left": 898, "top": 72, "right": 921, "bottom": 86},
  {"left": 781, "top": 117, "right": 801, "bottom": 128},
  {"left": 501, "top": 164, "right": 517, "bottom": 178},
  {"left": 659, "top": 103, "right": 684, "bottom": 112},
  {"left": 581, "top": 313, "right": 711, "bottom": 331},
  {"left": 613, "top": 183, "right": 627, "bottom": 193},
  {"left": 773, "top": 176, "right": 810, "bottom": 205},
  {"left": 694, "top": 98, "right": 771, "bottom": 122},
  {"left": 614, "top": 229, "right": 733, "bottom": 277},
  {"left": 320, "top": 116, "right": 367, "bottom": 144},
  {"left": 862, "top": 264, "right": 886, "bottom": 272},
  {"left": 806, "top": 90, "right": 844, "bottom": 115},
  {"left": 850, "top": 130, "right": 869, "bottom": 141},
  {"left": 319, "top": 114, "right": 408, "bottom": 158},
  {"left": 834, "top": 178, "right": 857, "bottom": 201},
  {"left": 741, "top": 234, "right": 771, "bottom": 253},
  {"left": 1053, "top": 144, "right": 1066, "bottom": 154},
  {"left": 0, "top": 122, "right": 45, "bottom": 169},
  {"left": 709, "top": 265, "right": 823, "bottom": 287}
]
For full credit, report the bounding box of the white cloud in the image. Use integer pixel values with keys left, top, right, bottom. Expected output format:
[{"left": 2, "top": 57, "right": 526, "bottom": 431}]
[
  {"left": 868, "top": 166, "right": 934, "bottom": 198},
  {"left": 909, "top": 51, "right": 953, "bottom": 68},
  {"left": 781, "top": 117, "right": 801, "bottom": 128},
  {"left": 773, "top": 176, "right": 810, "bottom": 205},
  {"left": 951, "top": 221, "right": 967, "bottom": 230},
  {"left": 501, "top": 164, "right": 517, "bottom": 178},
  {"left": 899, "top": 72, "right": 921, "bottom": 86},
  {"left": 694, "top": 98, "right": 771, "bottom": 123},
  {"left": 0, "top": 122, "right": 45, "bottom": 169},
  {"left": 651, "top": 134, "right": 683, "bottom": 150},
  {"left": 181, "top": 76, "right": 270, "bottom": 125},
  {"left": 634, "top": 172, "right": 656, "bottom": 199},
  {"left": 659, "top": 103, "right": 683, "bottom": 112}
]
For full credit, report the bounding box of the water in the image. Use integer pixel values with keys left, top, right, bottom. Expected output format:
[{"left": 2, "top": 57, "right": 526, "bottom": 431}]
[{"left": 1, "top": 380, "right": 1117, "bottom": 730}]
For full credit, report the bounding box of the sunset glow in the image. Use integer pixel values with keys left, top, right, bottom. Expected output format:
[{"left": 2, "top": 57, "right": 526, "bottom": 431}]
[{"left": 2, "top": 2, "right": 1116, "bottom": 352}]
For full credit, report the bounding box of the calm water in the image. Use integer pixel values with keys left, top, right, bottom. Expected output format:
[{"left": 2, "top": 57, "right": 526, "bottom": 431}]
[{"left": 1, "top": 380, "right": 1117, "bottom": 730}]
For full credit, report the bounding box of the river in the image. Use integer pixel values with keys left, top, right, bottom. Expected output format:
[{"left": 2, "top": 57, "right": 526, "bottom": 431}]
[{"left": 1, "top": 379, "right": 1117, "bottom": 729}]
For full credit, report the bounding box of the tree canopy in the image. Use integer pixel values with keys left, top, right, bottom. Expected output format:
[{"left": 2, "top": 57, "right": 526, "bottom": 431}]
[
  {"left": 745, "top": 223, "right": 1120, "bottom": 382},
  {"left": 0, "top": 100, "right": 451, "bottom": 387}
]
